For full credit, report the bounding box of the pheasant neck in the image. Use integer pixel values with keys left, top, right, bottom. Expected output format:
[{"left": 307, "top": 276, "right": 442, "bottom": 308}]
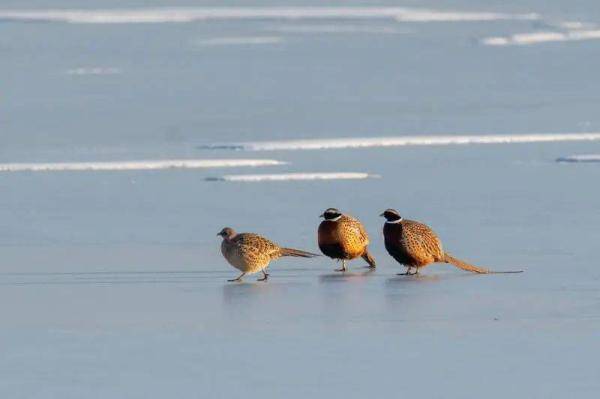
[{"left": 385, "top": 219, "right": 403, "bottom": 224}]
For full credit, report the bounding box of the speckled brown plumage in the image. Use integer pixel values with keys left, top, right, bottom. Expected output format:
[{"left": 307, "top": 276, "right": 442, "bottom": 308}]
[
  {"left": 381, "top": 209, "right": 522, "bottom": 275},
  {"left": 218, "top": 227, "right": 318, "bottom": 281},
  {"left": 318, "top": 208, "right": 376, "bottom": 272}
]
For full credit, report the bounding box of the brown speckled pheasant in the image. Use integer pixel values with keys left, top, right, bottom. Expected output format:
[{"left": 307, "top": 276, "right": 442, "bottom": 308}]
[
  {"left": 218, "top": 227, "right": 318, "bottom": 282},
  {"left": 380, "top": 209, "right": 522, "bottom": 275},
  {"left": 318, "top": 208, "right": 376, "bottom": 272}
]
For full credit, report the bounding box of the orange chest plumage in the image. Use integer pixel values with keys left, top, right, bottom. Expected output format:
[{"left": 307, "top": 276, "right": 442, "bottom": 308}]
[{"left": 318, "top": 220, "right": 365, "bottom": 260}]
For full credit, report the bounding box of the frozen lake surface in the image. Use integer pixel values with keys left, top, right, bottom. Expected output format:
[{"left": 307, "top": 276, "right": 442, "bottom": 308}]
[{"left": 1, "top": 1, "right": 600, "bottom": 398}]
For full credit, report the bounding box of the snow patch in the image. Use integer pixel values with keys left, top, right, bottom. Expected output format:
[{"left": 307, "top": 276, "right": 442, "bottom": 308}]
[
  {"left": 194, "top": 36, "right": 283, "bottom": 46},
  {"left": 555, "top": 21, "right": 596, "bottom": 30},
  {"left": 265, "top": 24, "right": 404, "bottom": 34},
  {"left": 67, "top": 67, "right": 121, "bottom": 75},
  {"left": 206, "top": 172, "right": 377, "bottom": 182},
  {"left": 556, "top": 154, "right": 600, "bottom": 163},
  {"left": 0, "top": 159, "right": 285, "bottom": 172},
  {"left": 199, "top": 133, "right": 600, "bottom": 151},
  {"left": 0, "top": 7, "right": 539, "bottom": 24},
  {"left": 482, "top": 29, "right": 600, "bottom": 46}
]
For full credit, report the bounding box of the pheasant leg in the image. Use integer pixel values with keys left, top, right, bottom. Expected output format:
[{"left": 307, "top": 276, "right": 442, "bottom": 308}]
[
  {"left": 257, "top": 270, "right": 269, "bottom": 281},
  {"left": 228, "top": 272, "right": 246, "bottom": 282},
  {"left": 335, "top": 260, "right": 347, "bottom": 272}
]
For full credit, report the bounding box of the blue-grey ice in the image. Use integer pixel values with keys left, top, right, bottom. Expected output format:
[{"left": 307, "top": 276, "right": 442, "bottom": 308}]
[{"left": 1, "top": 1, "right": 600, "bottom": 398}]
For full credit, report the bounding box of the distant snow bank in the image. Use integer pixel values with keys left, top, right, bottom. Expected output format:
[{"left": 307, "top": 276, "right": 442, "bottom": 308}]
[
  {"left": 199, "top": 133, "right": 600, "bottom": 151},
  {"left": 0, "top": 159, "right": 284, "bottom": 172},
  {"left": 265, "top": 24, "right": 403, "bottom": 34},
  {"left": 555, "top": 21, "right": 597, "bottom": 30},
  {"left": 67, "top": 67, "right": 121, "bottom": 75},
  {"left": 207, "top": 172, "right": 377, "bottom": 182},
  {"left": 482, "top": 29, "right": 600, "bottom": 46},
  {"left": 0, "top": 7, "right": 539, "bottom": 24},
  {"left": 194, "top": 36, "right": 284, "bottom": 46},
  {"left": 556, "top": 155, "right": 600, "bottom": 163}
]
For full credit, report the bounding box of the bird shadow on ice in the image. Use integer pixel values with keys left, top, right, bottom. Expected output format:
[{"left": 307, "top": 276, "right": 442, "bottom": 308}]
[
  {"left": 222, "top": 278, "right": 309, "bottom": 302},
  {"left": 222, "top": 281, "right": 279, "bottom": 306},
  {"left": 385, "top": 273, "right": 480, "bottom": 285},
  {"left": 319, "top": 267, "right": 376, "bottom": 282},
  {"left": 222, "top": 281, "right": 270, "bottom": 292}
]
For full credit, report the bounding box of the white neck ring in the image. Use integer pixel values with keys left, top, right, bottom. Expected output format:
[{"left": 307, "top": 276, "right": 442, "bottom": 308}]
[{"left": 385, "top": 218, "right": 403, "bottom": 224}]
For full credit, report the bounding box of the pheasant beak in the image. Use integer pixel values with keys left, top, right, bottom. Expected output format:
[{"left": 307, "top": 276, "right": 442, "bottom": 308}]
[
  {"left": 379, "top": 212, "right": 385, "bottom": 217},
  {"left": 319, "top": 213, "right": 324, "bottom": 218}
]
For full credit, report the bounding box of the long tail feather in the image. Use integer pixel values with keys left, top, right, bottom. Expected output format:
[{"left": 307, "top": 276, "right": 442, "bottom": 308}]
[
  {"left": 443, "top": 253, "right": 523, "bottom": 274},
  {"left": 361, "top": 250, "right": 376, "bottom": 268},
  {"left": 280, "top": 247, "right": 320, "bottom": 258}
]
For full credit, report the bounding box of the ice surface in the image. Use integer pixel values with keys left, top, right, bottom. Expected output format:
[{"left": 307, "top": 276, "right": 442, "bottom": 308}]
[{"left": 2, "top": 1, "right": 600, "bottom": 398}]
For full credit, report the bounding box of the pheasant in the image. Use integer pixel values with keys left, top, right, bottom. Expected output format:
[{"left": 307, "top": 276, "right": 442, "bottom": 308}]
[
  {"left": 318, "top": 208, "right": 376, "bottom": 272},
  {"left": 218, "top": 227, "right": 318, "bottom": 282},
  {"left": 380, "top": 209, "right": 522, "bottom": 275}
]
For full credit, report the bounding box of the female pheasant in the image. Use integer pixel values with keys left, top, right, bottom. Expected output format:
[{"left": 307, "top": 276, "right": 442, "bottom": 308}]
[
  {"left": 318, "top": 208, "right": 376, "bottom": 272},
  {"left": 218, "top": 227, "right": 318, "bottom": 282}
]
